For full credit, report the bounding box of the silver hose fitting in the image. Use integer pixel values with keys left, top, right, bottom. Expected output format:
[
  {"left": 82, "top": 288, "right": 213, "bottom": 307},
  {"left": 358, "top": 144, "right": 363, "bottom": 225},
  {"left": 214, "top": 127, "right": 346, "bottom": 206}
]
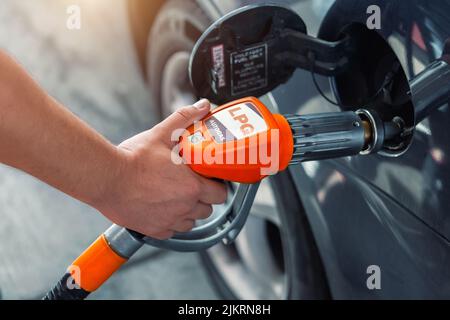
[
  {"left": 355, "top": 109, "right": 385, "bottom": 155},
  {"left": 286, "top": 109, "right": 390, "bottom": 164}
]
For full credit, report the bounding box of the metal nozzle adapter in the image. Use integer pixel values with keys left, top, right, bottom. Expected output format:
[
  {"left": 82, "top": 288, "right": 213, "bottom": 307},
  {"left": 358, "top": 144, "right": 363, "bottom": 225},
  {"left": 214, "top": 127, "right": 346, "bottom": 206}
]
[{"left": 286, "top": 109, "right": 402, "bottom": 164}]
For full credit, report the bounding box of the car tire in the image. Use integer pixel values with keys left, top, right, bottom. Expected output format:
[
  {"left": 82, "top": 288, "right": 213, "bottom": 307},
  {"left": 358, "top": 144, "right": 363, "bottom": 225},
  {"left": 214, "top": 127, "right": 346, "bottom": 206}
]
[
  {"left": 201, "top": 170, "right": 330, "bottom": 300},
  {"left": 147, "top": 0, "right": 210, "bottom": 118},
  {"left": 145, "top": 0, "right": 330, "bottom": 300}
]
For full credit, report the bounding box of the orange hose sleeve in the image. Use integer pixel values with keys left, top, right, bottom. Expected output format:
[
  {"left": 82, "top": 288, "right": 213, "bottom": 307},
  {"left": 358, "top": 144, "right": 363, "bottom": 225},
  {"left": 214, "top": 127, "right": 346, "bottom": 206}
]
[{"left": 70, "top": 234, "right": 127, "bottom": 292}]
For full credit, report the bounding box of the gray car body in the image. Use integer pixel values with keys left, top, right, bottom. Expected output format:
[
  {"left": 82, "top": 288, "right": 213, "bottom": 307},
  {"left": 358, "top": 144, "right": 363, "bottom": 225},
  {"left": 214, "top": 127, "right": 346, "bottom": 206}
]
[{"left": 195, "top": 0, "right": 450, "bottom": 299}]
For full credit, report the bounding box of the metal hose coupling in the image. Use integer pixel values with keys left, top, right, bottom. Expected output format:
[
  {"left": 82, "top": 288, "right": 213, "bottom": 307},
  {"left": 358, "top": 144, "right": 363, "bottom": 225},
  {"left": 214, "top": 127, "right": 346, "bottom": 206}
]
[{"left": 285, "top": 109, "right": 401, "bottom": 164}]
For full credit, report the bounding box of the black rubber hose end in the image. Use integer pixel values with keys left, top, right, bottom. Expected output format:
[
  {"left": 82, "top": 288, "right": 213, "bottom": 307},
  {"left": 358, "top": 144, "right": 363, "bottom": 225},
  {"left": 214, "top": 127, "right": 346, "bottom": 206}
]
[{"left": 43, "top": 273, "right": 90, "bottom": 300}]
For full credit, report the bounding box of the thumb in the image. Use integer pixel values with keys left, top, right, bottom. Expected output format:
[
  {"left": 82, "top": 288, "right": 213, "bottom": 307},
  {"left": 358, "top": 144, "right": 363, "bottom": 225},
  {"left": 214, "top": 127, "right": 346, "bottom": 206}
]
[{"left": 156, "top": 99, "right": 211, "bottom": 143}]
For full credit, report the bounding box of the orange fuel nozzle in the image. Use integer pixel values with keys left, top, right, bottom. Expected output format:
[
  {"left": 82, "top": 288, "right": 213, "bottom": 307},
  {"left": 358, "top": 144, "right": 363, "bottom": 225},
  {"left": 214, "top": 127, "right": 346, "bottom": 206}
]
[
  {"left": 179, "top": 97, "right": 396, "bottom": 183},
  {"left": 179, "top": 97, "right": 293, "bottom": 183}
]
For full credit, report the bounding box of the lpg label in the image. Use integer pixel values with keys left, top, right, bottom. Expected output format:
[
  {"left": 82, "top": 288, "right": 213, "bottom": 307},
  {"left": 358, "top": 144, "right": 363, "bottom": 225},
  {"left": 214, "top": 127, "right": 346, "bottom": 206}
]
[
  {"left": 230, "top": 44, "right": 268, "bottom": 96},
  {"left": 205, "top": 103, "right": 268, "bottom": 143}
]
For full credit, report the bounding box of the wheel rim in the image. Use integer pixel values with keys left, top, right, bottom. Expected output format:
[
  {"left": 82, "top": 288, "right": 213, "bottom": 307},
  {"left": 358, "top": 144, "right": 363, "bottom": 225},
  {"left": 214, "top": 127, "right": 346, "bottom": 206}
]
[
  {"left": 207, "top": 179, "right": 288, "bottom": 300},
  {"left": 159, "top": 50, "right": 289, "bottom": 300},
  {"left": 161, "top": 51, "right": 196, "bottom": 117}
]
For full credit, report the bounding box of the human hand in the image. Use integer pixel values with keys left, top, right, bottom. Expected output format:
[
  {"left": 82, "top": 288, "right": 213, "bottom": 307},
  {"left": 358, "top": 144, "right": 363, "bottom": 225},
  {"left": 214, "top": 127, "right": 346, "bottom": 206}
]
[{"left": 96, "top": 99, "right": 227, "bottom": 239}]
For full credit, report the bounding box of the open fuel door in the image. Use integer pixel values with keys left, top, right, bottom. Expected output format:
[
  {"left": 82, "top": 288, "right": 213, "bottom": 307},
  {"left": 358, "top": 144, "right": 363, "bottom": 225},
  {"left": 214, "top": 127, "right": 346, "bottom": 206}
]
[
  {"left": 189, "top": 4, "right": 450, "bottom": 154},
  {"left": 189, "top": 4, "right": 355, "bottom": 104}
]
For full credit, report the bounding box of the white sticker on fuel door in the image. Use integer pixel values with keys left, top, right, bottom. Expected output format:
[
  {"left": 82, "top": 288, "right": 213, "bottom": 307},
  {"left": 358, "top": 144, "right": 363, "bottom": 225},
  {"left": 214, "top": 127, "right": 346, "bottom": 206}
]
[
  {"left": 205, "top": 102, "right": 268, "bottom": 143},
  {"left": 230, "top": 44, "right": 268, "bottom": 96}
]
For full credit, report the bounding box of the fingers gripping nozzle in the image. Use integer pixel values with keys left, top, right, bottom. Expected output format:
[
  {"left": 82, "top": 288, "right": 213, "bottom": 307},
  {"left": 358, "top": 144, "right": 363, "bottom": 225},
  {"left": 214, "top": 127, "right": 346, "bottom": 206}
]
[{"left": 285, "top": 109, "right": 402, "bottom": 164}]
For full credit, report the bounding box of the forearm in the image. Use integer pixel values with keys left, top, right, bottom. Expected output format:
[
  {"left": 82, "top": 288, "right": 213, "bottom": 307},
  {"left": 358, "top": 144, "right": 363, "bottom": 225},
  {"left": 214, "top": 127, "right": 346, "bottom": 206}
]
[{"left": 0, "top": 50, "right": 123, "bottom": 207}]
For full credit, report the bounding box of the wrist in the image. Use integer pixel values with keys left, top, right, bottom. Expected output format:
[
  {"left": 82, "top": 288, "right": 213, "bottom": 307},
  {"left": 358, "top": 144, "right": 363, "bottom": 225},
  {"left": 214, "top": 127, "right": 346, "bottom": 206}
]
[{"left": 87, "top": 145, "right": 131, "bottom": 214}]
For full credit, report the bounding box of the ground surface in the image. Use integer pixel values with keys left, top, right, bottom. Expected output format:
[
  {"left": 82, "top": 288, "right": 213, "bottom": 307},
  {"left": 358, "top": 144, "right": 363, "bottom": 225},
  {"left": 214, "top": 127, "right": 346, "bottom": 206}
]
[{"left": 0, "top": 0, "right": 218, "bottom": 300}]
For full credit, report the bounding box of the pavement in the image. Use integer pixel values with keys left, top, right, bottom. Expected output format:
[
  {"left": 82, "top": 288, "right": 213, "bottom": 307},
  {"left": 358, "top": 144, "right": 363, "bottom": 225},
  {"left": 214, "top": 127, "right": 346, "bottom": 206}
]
[{"left": 0, "top": 0, "right": 218, "bottom": 300}]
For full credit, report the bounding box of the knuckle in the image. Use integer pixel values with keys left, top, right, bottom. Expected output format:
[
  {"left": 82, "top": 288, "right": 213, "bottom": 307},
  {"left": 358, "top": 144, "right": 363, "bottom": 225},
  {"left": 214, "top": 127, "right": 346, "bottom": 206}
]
[
  {"left": 162, "top": 220, "right": 174, "bottom": 229},
  {"left": 194, "top": 205, "right": 212, "bottom": 220},
  {"left": 207, "top": 205, "right": 214, "bottom": 215},
  {"left": 187, "top": 221, "right": 195, "bottom": 231},
  {"left": 218, "top": 188, "right": 228, "bottom": 203},
  {"left": 179, "top": 222, "right": 194, "bottom": 232},
  {"left": 154, "top": 231, "right": 173, "bottom": 240},
  {"left": 166, "top": 231, "right": 175, "bottom": 239},
  {"left": 213, "top": 185, "right": 228, "bottom": 204},
  {"left": 150, "top": 233, "right": 164, "bottom": 240},
  {"left": 186, "top": 222, "right": 195, "bottom": 232},
  {"left": 161, "top": 215, "right": 177, "bottom": 229},
  {"left": 175, "top": 107, "right": 193, "bottom": 121},
  {"left": 203, "top": 205, "right": 213, "bottom": 218},
  {"left": 178, "top": 202, "right": 194, "bottom": 216},
  {"left": 187, "top": 180, "right": 202, "bottom": 199}
]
